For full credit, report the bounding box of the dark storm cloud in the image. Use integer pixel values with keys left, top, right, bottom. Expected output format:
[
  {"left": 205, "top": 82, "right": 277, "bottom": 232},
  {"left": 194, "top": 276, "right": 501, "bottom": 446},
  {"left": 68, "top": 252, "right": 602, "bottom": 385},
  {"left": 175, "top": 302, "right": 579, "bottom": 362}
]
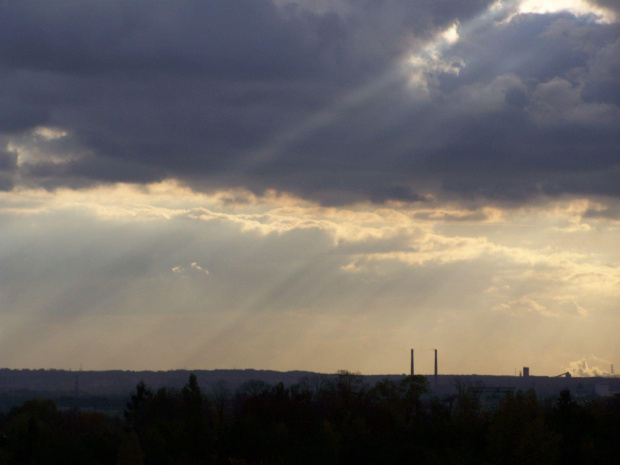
[
  {"left": 0, "top": 1, "right": 321, "bottom": 77},
  {"left": 0, "top": 150, "right": 17, "bottom": 191},
  {"left": 1, "top": 0, "right": 619, "bottom": 204}
]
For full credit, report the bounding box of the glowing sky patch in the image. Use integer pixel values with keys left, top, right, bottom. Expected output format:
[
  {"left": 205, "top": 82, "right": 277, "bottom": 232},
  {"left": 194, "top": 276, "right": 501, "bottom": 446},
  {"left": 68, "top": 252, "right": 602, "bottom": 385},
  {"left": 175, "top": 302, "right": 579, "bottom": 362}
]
[
  {"left": 518, "top": 0, "right": 616, "bottom": 23},
  {"left": 0, "top": 182, "right": 618, "bottom": 374},
  {"left": 403, "top": 22, "right": 465, "bottom": 95},
  {"left": 441, "top": 22, "right": 460, "bottom": 44}
]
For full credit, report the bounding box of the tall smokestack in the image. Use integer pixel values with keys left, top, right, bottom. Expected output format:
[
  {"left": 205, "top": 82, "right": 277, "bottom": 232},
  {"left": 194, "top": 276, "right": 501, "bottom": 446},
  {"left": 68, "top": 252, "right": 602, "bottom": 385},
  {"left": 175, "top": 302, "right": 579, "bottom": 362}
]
[
  {"left": 434, "top": 349, "right": 438, "bottom": 386},
  {"left": 410, "top": 349, "right": 414, "bottom": 376}
]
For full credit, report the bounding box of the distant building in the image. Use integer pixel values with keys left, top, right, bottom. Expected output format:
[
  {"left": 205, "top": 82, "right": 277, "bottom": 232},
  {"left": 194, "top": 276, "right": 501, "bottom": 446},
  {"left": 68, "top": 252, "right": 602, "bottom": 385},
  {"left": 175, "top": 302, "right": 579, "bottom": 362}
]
[
  {"left": 472, "top": 386, "right": 516, "bottom": 410},
  {"left": 594, "top": 384, "right": 620, "bottom": 397},
  {"left": 595, "top": 384, "right": 610, "bottom": 396}
]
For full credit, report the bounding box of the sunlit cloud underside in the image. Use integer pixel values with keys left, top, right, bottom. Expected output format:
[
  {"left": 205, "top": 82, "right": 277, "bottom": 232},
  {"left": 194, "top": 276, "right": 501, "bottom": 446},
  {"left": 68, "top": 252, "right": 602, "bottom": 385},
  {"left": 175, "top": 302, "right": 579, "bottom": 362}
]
[{"left": 0, "top": 182, "right": 618, "bottom": 375}]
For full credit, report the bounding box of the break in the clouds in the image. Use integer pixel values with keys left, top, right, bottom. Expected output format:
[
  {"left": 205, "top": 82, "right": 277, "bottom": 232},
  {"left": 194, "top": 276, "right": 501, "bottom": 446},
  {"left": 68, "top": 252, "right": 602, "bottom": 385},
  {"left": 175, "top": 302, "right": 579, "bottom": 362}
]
[
  {"left": 1, "top": 0, "right": 619, "bottom": 204},
  {"left": 0, "top": 183, "right": 618, "bottom": 374},
  {"left": 0, "top": 0, "right": 619, "bottom": 376}
]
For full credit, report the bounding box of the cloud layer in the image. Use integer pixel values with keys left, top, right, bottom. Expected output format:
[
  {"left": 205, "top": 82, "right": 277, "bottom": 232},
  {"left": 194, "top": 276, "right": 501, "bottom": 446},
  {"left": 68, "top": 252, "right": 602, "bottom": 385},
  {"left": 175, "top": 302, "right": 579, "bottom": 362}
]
[
  {"left": 1, "top": 1, "right": 619, "bottom": 375},
  {"left": 1, "top": 0, "right": 619, "bottom": 204},
  {"left": 0, "top": 183, "right": 618, "bottom": 373}
]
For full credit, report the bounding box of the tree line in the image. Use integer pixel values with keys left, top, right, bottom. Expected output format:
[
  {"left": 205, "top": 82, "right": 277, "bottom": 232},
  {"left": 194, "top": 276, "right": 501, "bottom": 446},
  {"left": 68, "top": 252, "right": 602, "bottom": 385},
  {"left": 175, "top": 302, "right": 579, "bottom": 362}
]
[{"left": 1, "top": 371, "right": 619, "bottom": 464}]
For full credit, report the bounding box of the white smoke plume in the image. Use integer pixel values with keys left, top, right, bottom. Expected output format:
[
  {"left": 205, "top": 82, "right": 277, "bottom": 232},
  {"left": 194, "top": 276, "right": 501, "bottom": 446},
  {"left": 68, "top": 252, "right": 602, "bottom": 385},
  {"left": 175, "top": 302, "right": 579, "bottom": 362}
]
[{"left": 568, "top": 359, "right": 611, "bottom": 377}]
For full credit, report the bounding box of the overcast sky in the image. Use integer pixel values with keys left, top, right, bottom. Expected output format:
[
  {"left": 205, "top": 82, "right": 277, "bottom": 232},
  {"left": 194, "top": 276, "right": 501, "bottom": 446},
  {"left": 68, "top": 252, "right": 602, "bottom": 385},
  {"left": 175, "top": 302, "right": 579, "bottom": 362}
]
[{"left": 1, "top": 0, "right": 619, "bottom": 376}]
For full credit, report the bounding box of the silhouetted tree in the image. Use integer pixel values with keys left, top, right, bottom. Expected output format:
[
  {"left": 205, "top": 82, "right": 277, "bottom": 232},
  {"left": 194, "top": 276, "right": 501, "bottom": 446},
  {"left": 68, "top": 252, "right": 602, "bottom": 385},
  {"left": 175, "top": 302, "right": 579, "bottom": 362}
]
[
  {"left": 116, "top": 430, "right": 143, "bottom": 465},
  {"left": 180, "top": 373, "right": 211, "bottom": 462},
  {"left": 487, "top": 389, "right": 559, "bottom": 465},
  {"left": 124, "top": 381, "right": 153, "bottom": 434},
  {"left": 0, "top": 399, "right": 120, "bottom": 465},
  {"left": 210, "top": 380, "right": 231, "bottom": 425}
]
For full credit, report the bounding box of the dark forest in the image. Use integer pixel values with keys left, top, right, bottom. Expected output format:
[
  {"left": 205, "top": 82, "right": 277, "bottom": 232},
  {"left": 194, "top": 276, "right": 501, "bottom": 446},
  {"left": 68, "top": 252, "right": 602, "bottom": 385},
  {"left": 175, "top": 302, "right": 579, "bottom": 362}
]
[{"left": 1, "top": 371, "right": 619, "bottom": 464}]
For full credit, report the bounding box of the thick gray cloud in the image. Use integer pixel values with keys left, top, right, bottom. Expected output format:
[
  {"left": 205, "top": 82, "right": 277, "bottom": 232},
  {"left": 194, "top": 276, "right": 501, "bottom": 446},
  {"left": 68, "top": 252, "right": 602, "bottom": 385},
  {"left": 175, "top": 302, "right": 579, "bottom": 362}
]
[
  {"left": 1, "top": 0, "right": 619, "bottom": 204},
  {"left": 0, "top": 150, "right": 17, "bottom": 190}
]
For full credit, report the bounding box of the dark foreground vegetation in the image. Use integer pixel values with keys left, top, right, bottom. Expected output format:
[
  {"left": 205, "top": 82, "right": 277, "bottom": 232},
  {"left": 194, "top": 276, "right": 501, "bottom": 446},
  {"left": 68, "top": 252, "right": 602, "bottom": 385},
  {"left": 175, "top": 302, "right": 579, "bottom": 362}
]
[{"left": 1, "top": 371, "right": 619, "bottom": 464}]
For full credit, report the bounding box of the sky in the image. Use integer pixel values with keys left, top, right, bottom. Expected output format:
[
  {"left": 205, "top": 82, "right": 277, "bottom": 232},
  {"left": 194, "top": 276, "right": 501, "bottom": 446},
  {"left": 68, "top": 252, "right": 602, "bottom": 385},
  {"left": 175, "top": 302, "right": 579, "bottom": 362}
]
[{"left": 0, "top": 0, "right": 619, "bottom": 376}]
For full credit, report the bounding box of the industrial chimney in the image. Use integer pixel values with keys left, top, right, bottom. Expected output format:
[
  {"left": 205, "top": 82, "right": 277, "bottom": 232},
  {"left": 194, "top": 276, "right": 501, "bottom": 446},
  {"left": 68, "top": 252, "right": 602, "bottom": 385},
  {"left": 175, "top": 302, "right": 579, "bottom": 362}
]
[
  {"left": 410, "top": 349, "right": 414, "bottom": 376},
  {"left": 434, "top": 349, "right": 438, "bottom": 386}
]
